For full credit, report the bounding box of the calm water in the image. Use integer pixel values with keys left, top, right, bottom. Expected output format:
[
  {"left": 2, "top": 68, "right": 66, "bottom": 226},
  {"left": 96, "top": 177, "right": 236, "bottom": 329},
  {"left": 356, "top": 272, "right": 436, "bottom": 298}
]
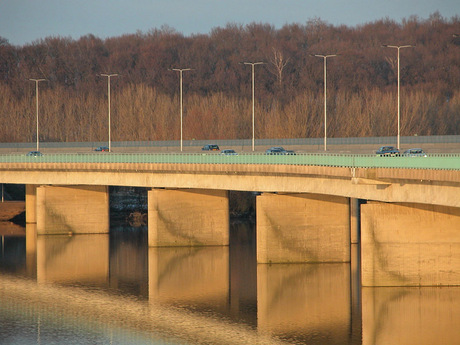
[{"left": 1, "top": 219, "right": 460, "bottom": 345}]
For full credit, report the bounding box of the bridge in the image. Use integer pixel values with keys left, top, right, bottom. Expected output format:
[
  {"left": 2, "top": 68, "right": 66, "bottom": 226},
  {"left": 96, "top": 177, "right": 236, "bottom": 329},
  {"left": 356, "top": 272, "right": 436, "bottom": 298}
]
[{"left": 1, "top": 151, "right": 459, "bottom": 287}]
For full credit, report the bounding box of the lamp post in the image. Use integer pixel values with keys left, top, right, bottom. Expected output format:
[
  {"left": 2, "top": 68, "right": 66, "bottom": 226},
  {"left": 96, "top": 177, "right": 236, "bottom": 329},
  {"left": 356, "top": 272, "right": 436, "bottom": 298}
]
[
  {"left": 100, "top": 74, "right": 118, "bottom": 152},
  {"left": 29, "top": 78, "right": 46, "bottom": 152},
  {"left": 243, "top": 62, "right": 264, "bottom": 152},
  {"left": 382, "top": 44, "right": 414, "bottom": 150},
  {"left": 172, "top": 68, "right": 192, "bottom": 152},
  {"left": 312, "top": 54, "right": 336, "bottom": 151}
]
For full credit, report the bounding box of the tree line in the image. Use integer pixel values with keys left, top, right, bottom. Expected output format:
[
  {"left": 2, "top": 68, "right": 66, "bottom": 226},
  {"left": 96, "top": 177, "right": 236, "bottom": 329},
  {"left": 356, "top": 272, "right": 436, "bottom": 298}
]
[{"left": 0, "top": 12, "right": 459, "bottom": 143}]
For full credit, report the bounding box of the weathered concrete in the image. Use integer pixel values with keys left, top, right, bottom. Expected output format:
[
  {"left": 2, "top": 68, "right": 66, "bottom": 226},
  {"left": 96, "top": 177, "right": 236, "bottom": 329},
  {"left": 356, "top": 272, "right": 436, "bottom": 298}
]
[
  {"left": 257, "top": 263, "right": 351, "bottom": 339},
  {"left": 148, "top": 247, "right": 229, "bottom": 307},
  {"left": 148, "top": 188, "right": 229, "bottom": 247},
  {"left": 26, "top": 184, "right": 37, "bottom": 223},
  {"left": 361, "top": 201, "right": 460, "bottom": 286},
  {"left": 35, "top": 185, "right": 109, "bottom": 235},
  {"left": 1, "top": 163, "right": 459, "bottom": 208},
  {"left": 362, "top": 287, "right": 460, "bottom": 345},
  {"left": 256, "top": 193, "right": 350, "bottom": 263}
]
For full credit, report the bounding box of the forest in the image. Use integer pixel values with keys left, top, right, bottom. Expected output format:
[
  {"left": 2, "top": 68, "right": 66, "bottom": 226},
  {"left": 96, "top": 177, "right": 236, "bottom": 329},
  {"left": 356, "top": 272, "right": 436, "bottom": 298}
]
[{"left": 0, "top": 12, "right": 459, "bottom": 143}]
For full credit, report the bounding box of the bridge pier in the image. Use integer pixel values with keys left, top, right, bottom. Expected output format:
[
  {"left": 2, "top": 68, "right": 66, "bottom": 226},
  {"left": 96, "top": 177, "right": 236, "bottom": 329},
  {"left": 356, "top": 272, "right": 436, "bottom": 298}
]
[
  {"left": 350, "top": 198, "right": 360, "bottom": 244},
  {"left": 26, "top": 184, "right": 109, "bottom": 235},
  {"left": 147, "top": 188, "right": 229, "bottom": 247},
  {"left": 361, "top": 201, "right": 460, "bottom": 286},
  {"left": 25, "top": 184, "right": 37, "bottom": 224},
  {"left": 256, "top": 193, "right": 350, "bottom": 263}
]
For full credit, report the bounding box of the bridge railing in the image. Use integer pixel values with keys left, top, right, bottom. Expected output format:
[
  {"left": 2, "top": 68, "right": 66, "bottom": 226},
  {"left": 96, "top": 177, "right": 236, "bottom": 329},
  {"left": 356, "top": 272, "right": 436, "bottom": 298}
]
[
  {"left": 1, "top": 134, "right": 460, "bottom": 149},
  {"left": 0, "top": 152, "right": 459, "bottom": 170}
]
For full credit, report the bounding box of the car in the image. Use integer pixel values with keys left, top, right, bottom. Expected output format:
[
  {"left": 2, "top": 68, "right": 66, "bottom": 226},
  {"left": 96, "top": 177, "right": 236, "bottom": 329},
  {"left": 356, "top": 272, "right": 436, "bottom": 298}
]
[
  {"left": 376, "top": 146, "right": 400, "bottom": 156},
  {"left": 26, "top": 151, "right": 43, "bottom": 157},
  {"left": 403, "top": 148, "right": 427, "bottom": 157},
  {"left": 202, "top": 144, "right": 220, "bottom": 151},
  {"left": 94, "top": 146, "right": 109, "bottom": 152},
  {"left": 221, "top": 149, "right": 238, "bottom": 156},
  {"left": 265, "top": 147, "right": 295, "bottom": 155}
]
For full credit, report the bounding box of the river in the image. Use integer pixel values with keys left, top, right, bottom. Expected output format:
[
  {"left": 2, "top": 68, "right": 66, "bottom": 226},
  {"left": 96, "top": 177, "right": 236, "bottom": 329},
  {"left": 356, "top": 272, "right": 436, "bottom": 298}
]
[{"left": 1, "top": 215, "right": 459, "bottom": 344}]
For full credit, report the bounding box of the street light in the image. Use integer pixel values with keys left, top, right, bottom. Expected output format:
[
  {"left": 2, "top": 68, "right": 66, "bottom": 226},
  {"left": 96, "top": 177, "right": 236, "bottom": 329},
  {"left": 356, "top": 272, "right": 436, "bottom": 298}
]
[
  {"left": 243, "top": 62, "right": 264, "bottom": 152},
  {"left": 312, "top": 54, "right": 337, "bottom": 151},
  {"left": 29, "top": 78, "right": 46, "bottom": 151},
  {"left": 382, "top": 44, "right": 414, "bottom": 150},
  {"left": 171, "top": 68, "right": 192, "bottom": 152},
  {"left": 99, "top": 74, "right": 118, "bottom": 152}
]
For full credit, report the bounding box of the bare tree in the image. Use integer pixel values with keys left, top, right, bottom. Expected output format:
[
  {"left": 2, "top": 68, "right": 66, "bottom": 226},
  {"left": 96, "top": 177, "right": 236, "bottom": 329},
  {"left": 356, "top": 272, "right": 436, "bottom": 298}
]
[{"left": 268, "top": 47, "right": 289, "bottom": 86}]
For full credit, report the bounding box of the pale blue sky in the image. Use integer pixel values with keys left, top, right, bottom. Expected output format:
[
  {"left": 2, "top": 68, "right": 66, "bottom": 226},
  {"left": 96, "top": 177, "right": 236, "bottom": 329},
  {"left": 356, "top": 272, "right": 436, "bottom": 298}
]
[{"left": 1, "top": 0, "right": 458, "bottom": 46}]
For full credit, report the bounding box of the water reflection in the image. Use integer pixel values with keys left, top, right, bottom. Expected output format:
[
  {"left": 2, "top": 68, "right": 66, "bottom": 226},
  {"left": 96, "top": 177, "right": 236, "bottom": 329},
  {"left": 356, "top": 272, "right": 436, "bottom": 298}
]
[
  {"left": 1, "top": 220, "right": 460, "bottom": 344},
  {"left": 258, "top": 263, "right": 352, "bottom": 344},
  {"left": 362, "top": 286, "right": 460, "bottom": 345},
  {"left": 35, "top": 232, "right": 109, "bottom": 284}
]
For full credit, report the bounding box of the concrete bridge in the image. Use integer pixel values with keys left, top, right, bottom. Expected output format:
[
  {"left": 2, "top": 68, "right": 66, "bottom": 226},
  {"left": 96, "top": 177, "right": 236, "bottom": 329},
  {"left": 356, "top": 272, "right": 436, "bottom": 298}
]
[{"left": 1, "top": 152, "right": 459, "bottom": 287}]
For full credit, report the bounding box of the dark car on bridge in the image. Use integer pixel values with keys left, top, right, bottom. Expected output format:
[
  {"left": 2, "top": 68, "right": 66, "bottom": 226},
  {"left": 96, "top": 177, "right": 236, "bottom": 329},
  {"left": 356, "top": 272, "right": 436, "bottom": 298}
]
[
  {"left": 94, "top": 146, "right": 109, "bottom": 152},
  {"left": 403, "top": 148, "right": 427, "bottom": 157},
  {"left": 265, "top": 147, "right": 295, "bottom": 155},
  {"left": 202, "top": 144, "right": 220, "bottom": 151},
  {"left": 376, "top": 146, "right": 400, "bottom": 157},
  {"left": 221, "top": 149, "right": 238, "bottom": 156},
  {"left": 26, "top": 151, "right": 43, "bottom": 157}
]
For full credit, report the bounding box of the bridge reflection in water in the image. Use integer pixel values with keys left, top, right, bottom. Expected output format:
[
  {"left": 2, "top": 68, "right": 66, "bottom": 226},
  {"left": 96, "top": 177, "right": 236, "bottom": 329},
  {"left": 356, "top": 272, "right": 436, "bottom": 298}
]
[{"left": 0, "top": 221, "right": 457, "bottom": 344}]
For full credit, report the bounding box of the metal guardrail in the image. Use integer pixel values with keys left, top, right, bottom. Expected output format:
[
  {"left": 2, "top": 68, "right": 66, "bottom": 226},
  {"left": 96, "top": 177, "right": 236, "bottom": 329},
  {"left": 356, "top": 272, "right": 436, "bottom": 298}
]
[
  {"left": 1, "top": 135, "right": 460, "bottom": 149},
  {"left": 0, "top": 152, "right": 459, "bottom": 170}
]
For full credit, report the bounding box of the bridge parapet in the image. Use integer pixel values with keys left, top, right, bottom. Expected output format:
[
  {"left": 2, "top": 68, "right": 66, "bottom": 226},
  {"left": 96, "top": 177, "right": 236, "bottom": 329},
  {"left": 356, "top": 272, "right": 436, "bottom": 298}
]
[{"left": 0, "top": 152, "right": 459, "bottom": 170}]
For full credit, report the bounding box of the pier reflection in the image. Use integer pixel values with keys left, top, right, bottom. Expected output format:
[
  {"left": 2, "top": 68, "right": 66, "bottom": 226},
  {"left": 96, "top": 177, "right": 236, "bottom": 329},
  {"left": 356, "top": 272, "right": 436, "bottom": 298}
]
[
  {"left": 362, "top": 286, "right": 460, "bottom": 345},
  {"left": 4, "top": 220, "right": 456, "bottom": 344},
  {"left": 148, "top": 246, "right": 229, "bottom": 312},
  {"left": 26, "top": 223, "right": 109, "bottom": 285},
  {"left": 257, "top": 263, "right": 352, "bottom": 344}
]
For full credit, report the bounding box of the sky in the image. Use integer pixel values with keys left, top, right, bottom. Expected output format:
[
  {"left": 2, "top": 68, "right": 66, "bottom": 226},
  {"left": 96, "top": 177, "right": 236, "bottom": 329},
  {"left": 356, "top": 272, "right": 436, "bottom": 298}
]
[{"left": 0, "top": 0, "right": 459, "bottom": 46}]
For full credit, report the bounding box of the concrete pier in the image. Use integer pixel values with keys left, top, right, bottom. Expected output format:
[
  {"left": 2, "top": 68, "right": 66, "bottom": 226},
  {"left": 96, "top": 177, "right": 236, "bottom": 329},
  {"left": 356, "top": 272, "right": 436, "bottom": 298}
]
[
  {"left": 256, "top": 193, "right": 350, "bottom": 263},
  {"left": 148, "top": 188, "right": 229, "bottom": 247},
  {"left": 350, "top": 198, "right": 360, "bottom": 244},
  {"left": 28, "top": 185, "right": 109, "bottom": 235},
  {"left": 25, "top": 184, "right": 37, "bottom": 224},
  {"left": 361, "top": 201, "right": 460, "bottom": 286}
]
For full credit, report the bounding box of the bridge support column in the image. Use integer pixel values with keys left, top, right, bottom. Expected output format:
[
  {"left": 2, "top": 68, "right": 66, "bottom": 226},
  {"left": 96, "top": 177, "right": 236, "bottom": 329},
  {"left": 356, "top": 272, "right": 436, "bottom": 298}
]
[
  {"left": 26, "top": 184, "right": 37, "bottom": 223},
  {"left": 256, "top": 193, "right": 350, "bottom": 263},
  {"left": 361, "top": 202, "right": 460, "bottom": 286},
  {"left": 350, "top": 198, "right": 360, "bottom": 244},
  {"left": 148, "top": 188, "right": 229, "bottom": 247},
  {"left": 35, "top": 185, "right": 109, "bottom": 235}
]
